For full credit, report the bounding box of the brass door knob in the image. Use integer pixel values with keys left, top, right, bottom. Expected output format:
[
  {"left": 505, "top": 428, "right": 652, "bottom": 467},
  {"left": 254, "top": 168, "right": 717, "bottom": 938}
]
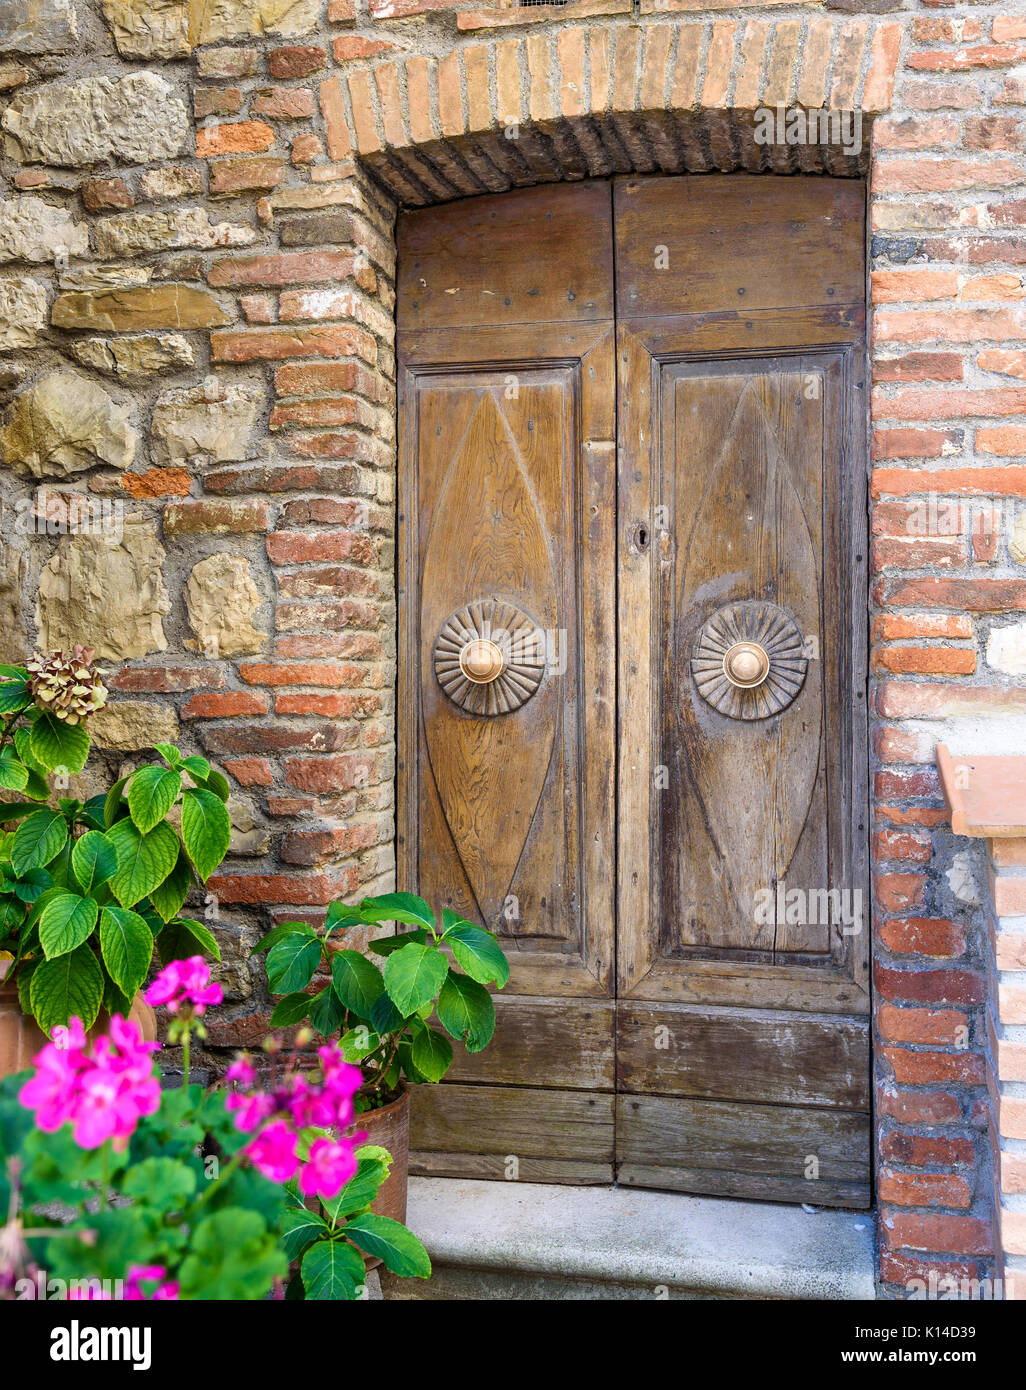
[
  {"left": 722, "top": 641, "right": 770, "bottom": 689},
  {"left": 459, "top": 638, "right": 505, "bottom": 685}
]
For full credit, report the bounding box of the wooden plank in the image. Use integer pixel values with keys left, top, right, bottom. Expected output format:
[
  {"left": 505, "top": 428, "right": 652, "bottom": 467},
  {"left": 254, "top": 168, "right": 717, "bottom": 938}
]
[
  {"left": 617, "top": 1004, "right": 871, "bottom": 1110},
  {"left": 616, "top": 1093, "right": 871, "bottom": 1209},
  {"left": 411, "top": 1083, "right": 615, "bottom": 1163},
  {"left": 397, "top": 180, "right": 614, "bottom": 331},
  {"left": 614, "top": 174, "right": 865, "bottom": 318},
  {"left": 445, "top": 998, "right": 615, "bottom": 1090},
  {"left": 410, "top": 1153, "right": 613, "bottom": 1185}
]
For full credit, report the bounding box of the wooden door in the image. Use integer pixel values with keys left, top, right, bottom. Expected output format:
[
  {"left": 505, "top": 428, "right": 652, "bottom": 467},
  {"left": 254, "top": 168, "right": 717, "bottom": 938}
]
[
  {"left": 615, "top": 175, "right": 871, "bottom": 1207},
  {"left": 397, "top": 182, "right": 618, "bottom": 1182},
  {"left": 397, "top": 174, "right": 870, "bottom": 1206}
]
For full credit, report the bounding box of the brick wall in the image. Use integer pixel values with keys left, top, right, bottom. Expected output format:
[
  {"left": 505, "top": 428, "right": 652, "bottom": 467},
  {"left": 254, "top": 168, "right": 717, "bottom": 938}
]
[{"left": 1, "top": 0, "right": 1024, "bottom": 1297}]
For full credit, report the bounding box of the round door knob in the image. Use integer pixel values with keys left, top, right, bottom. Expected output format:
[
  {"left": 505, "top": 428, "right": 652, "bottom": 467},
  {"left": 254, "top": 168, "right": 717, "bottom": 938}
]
[
  {"left": 459, "top": 638, "right": 505, "bottom": 685},
  {"left": 722, "top": 641, "right": 770, "bottom": 689}
]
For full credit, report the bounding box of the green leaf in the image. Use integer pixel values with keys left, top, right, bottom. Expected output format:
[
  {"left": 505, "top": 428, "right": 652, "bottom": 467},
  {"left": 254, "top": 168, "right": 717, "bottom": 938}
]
[
  {"left": 266, "top": 932, "right": 322, "bottom": 994},
  {"left": 383, "top": 941, "right": 448, "bottom": 1016},
  {"left": 254, "top": 921, "right": 316, "bottom": 953},
  {"left": 0, "top": 676, "right": 30, "bottom": 717},
  {"left": 28, "top": 712, "right": 89, "bottom": 774},
  {"left": 70, "top": 830, "right": 119, "bottom": 896},
  {"left": 148, "top": 845, "right": 193, "bottom": 923},
  {"left": 178, "top": 1209, "right": 287, "bottom": 1301},
  {"left": 205, "top": 767, "right": 231, "bottom": 803},
  {"left": 309, "top": 984, "right": 345, "bottom": 1037},
  {"left": 122, "top": 1158, "right": 196, "bottom": 1213},
  {"left": 280, "top": 1207, "right": 329, "bottom": 1262},
  {"left": 301, "top": 1239, "right": 366, "bottom": 1301},
  {"left": 0, "top": 748, "right": 28, "bottom": 793},
  {"left": 368, "top": 990, "right": 403, "bottom": 1036},
  {"left": 368, "top": 929, "right": 428, "bottom": 957},
  {"left": 157, "top": 915, "right": 221, "bottom": 963},
  {"left": 436, "top": 971, "right": 496, "bottom": 1053},
  {"left": 127, "top": 765, "right": 182, "bottom": 835},
  {"left": 343, "top": 1214, "right": 431, "bottom": 1278},
  {"left": 38, "top": 891, "right": 99, "bottom": 959},
  {"left": 270, "top": 992, "right": 314, "bottom": 1027},
  {"left": 29, "top": 942, "right": 104, "bottom": 1034},
  {"left": 321, "top": 1152, "right": 391, "bottom": 1221},
  {"left": 11, "top": 808, "right": 67, "bottom": 876},
  {"left": 339, "top": 1025, "right": 380, "bottom": 1062},
  {"left": 153, "top": 743, "right": 181, "bottom": 768},
  {"left": 180, "top": 787, "right": 231, "bottom": 882},
  {"left": 99, "top": 905, "right": 153, "bottom": 999},
  {"left": 411, "top": 1024, "right": 454, "bottom": 1082},
  {"left": 0, "top": 895, "right": 24, "bottom": 935},
  {"left": 180, "top": 755, "right": 211, "bottom": 784},
  {"left": 11, "top": 867, "right": 52, "bottom": 903},
  {"left": 444, "top": 921, "right": 511, "bottom": 988},
  {"left": 330, "top": 949, "right": 384, "bottom": 1016},
  {"left": 0, "top": 801, "right": 43, "bottom": 823},
  {"left": 103, "top": 775, "right": 129, "bottom": 828},
  {"left": 107, "top": 818, "right": 179, "bottom": 910},
  {"left": 357, "top": 892, "right": 436, "bottom": 932}
]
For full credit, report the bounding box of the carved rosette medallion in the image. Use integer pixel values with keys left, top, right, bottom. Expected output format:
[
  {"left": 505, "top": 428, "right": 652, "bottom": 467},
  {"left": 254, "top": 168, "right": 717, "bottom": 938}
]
[
  {"left": 434, "top": 597, "right": 545, "bottom": 716},
  {"left": 691, "top": 601, "right": 808, "bottom": 721}
]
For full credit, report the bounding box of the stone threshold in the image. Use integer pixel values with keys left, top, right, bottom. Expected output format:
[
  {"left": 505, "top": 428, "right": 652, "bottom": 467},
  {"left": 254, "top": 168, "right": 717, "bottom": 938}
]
[{"left": 381, "top": 1177, "right": 877, "bottom": 1301}]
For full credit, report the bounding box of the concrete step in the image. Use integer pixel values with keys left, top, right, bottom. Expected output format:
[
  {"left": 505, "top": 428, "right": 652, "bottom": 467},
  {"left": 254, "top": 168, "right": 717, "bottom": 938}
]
[{"left": 382, "top": 1177, "right": 877, "bottom": 1301}]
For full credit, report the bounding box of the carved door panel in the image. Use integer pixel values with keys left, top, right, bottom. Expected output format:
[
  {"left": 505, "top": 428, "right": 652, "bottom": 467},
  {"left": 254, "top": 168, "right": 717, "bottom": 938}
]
[
  {"left": 397, "top": 183, "right": 617, "bottom": 1182},
  {"left": 615, "top": 175, "right": 871, "bottom": 1206}
]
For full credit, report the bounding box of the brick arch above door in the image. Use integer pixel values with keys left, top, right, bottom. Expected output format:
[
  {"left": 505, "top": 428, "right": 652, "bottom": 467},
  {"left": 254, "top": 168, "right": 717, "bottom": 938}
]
[{"left": 319, "top": 16, "right": 901, "bottom": 204}]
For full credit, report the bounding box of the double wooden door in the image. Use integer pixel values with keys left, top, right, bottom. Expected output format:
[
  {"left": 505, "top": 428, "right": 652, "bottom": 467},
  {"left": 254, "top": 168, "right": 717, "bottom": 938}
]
[{"left": 397, "top": 175, "right": 871, "bottom": 1207}]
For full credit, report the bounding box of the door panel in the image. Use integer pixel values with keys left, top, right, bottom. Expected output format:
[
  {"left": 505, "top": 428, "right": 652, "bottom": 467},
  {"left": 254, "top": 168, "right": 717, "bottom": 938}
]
[
  {"left": 397, "top": 174, "right": 870, "bottom": 1207},
  {"left": 615, "top": 174, "right": 869, "bottom": 1206},
  {"left": 397, "top": 184, "right": 617, "bottom": 1179}
]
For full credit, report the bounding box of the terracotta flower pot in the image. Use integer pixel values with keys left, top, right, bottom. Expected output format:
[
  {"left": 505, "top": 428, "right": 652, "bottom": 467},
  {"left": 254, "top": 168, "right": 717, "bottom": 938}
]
[
  {"left": 359, "top": 1084, "right": 410, "bottom": 1226},
  {"left": 0, "top": 985, "right": 158, "bottom": 1083}
]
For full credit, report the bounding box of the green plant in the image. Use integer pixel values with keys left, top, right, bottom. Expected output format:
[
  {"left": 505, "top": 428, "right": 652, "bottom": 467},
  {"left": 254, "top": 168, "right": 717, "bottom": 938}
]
[
  {"left": 0, "top": 653, "right": 231, "bottom": 1035},
  {"left": 255, "top": 892, "right": 511, "bottom": 1111}
]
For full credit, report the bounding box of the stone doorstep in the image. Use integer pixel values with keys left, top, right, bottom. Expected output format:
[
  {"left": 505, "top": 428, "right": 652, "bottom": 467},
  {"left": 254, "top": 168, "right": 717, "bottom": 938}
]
[{"left": 380, "top": 1178, "right": 877, "bottom": 1302}]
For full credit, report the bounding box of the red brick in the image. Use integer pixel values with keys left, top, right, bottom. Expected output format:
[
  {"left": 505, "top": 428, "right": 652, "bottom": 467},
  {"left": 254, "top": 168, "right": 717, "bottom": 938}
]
[
  {"left": 978, "top": 349, "right": 1026, "bottom": 378},
  {"left": 872, "top": 353, "right": 964, "bottom": 384},
  {"left": 874, "top": 727, "right": 924, "bottom": 763},
  {"left": 163, "top": 500, "right": 268, "bottom": 535},
  {"left": 874, "top": 769, "right": 942, "bottom": 799},
  {"left": 994, "top": 16, "right": 1026, "bottom": 43},
  {"left": 196, "top": 121, "right": 275, "bottom": 157},
  {"left": 266, "top": 530, "right": 377, "bottom": 565},
  {"left": 279, "top": 823, "right": 378, "bottom": 866},
  {"left": 876, "top": 577, "right": 1026, "bottom": 611},
  {"left": 872, "top": 269, "right": 959, "bottom": 303},
  {"left": 881, "top": 1211, "right": 992, "bottom": 1256},
  {"left": 203, "top": 723, "right": 357, "bottom": 755},
  {"left": 878, "top": 1085, "right": 963, "bottom": 1126},
  {"left": 879, "top": 917, "right": 967, "bottom": 958},
  {"left": 880, "top": 1132, "right": 975, "bottom": 1168},
  {"left": 208, "top": 871, "right": 354, "bottom": 905},
  {"left": 873, "top": 467, "right": 1026, "bottom": 498},
  {"left": 120, "top": 468, "right": 192, "bottom": 498},
  {"left": 879, "top": 1250, "right": 980, "bottom": 1290},
  {"left": 872, "top": 116, "right": 961, "bottom": 151},
  {"left": 878, "top": 1168, "right": 973, "bottom": 1209},
  {"left": 871, "top": 539, "right": 967, "bottom": 573},
  {"left": 269, "top": 45, "right": 327, "bottom": 79},
  {"left": 223, "top": 757, "right": 274, "bottom": 787},
  {"left": 210, "top": 325, "right": 376, "bottom": 364},
  {"left": 872, "top": 429, "right": 960, "bottom": 460},
  {"left": 873, "top": 646, "right": 975, "bottom": 675},
  {"left": 875, "top": 386, "right": 1026, "bottom": 419},
  {"left": 284, "top": 753, "right": 384, "bottom": 793},
  {"left": 275, "top": 692, "right": 372, "bottom": 717},
  {"left": 884, "top": 1047, "right": 985, "bottom": 1087},
  {"left": 876, "top": 681, "right": 1026, "bottom": 718},
  {"left": 209, "top": 158, "right": 286, "bottom": 195},
  {"left": 978, "top": 426, "right": 1026, "bottom": 456},
  {"left": 291, "top": 133, "right": 323, "bottom": 165},
  {"left": 81, "top": 176, "right": 134, "bottom": 211},
  {"left": 875, "top": 873, "right": 927, "bottom": 911},
  {"left": 874, "top": 307, "right": 1026, "bottom": 343},
  {"left": 874, "top": 964, "right": 986, "bottom": 1007},
  {"left": 111, "top": 666, "right": 224, "bottom": 694},
  {"left": 181, "top": 691, "right": 270, "bottom": 719},
  {"left": 908, "top": 45, "right": 1026, "bottom": 72},
  {"left": 965, "top": 115, "right": 1023, "bottom": 152},
  {"left": 878, "top": 1004, "right": 967, "bottom": 1044},
  {"left": 873, "top": 613, "right": 972, "bottom": 640},
  {"left": 194, "top": 87, "right": 243, "bottom": 119},
  {"left": 874, "top": 828, "right": 933, "bottom": 863},
  {"left": 208, "top": 250, "right": 357, "bottom": 287},
  {"left": 238, "top": 662, "right": 363, "bottom": 688},
  {"left": 334, "top": 35, "right": 396, "bottom": 61},
  {"left": 252, "top": 87, "right": 316, "bottom": 120},
  {"left": 902, "top": 79, "right": 983, "bottom": 111}
]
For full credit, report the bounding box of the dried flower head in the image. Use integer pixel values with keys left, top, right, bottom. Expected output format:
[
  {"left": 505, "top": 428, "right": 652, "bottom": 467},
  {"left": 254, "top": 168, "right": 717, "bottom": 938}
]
[{"left": 25, "top": 646, "right": 107, "bottom": 725}]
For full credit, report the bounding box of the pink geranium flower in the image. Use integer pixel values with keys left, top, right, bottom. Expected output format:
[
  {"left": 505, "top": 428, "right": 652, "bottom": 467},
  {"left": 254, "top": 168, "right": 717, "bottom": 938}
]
[
  {"left": 123, "top": 1265, "right": 180, "bottom": 1301},
  {"left": 19, "top": 1014, "right": 160, "bottom": 1151},
  {"left": 145, "top": 956, "right": 223, "bottom": 1016},
  {"left": 245, "top": 1118, "right": 300, "bottom": 1184},
  {"left": 299, "top": 1137, "right": 359, "bottom": 1199}
]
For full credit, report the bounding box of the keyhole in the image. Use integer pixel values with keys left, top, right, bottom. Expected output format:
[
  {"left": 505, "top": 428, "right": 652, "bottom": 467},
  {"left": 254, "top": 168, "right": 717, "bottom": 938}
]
[{"left": 633, "top": 522, "right": 650, "bottom": 553}]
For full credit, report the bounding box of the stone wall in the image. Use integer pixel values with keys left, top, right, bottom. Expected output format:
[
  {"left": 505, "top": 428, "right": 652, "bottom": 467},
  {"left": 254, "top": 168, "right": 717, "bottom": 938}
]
[{"left": 1, "top": 0, "right": 1025, "bottom": 1298}]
